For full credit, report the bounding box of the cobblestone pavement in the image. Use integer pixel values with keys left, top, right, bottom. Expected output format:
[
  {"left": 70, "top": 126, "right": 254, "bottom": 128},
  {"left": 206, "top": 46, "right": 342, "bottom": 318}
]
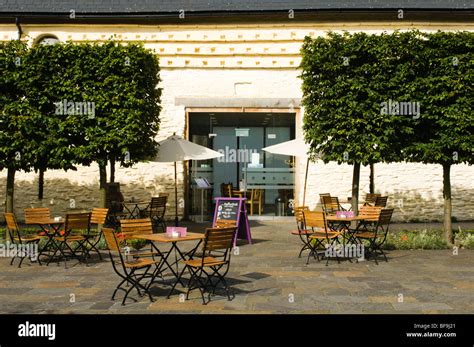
[{"left": 0, "top": 220, "right": 473, "bottom": 314}]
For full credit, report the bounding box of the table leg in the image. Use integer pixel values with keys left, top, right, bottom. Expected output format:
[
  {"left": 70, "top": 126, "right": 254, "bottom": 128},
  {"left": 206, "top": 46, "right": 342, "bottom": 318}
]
[
  {"left": 38, "top": 223, "right": 62, "bottom": 264},
  {"left": 148, "top": 242, "right": 185, "bottom": 287}
]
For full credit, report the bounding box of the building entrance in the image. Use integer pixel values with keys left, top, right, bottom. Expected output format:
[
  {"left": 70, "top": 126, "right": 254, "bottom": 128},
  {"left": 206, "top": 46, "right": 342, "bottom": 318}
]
[{"left": 188, "top": 111, "right": 296, "bottom": 220}]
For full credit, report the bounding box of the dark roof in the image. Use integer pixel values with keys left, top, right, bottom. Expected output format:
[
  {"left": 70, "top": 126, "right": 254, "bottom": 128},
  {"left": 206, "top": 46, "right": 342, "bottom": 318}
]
[{"left": 0, "top": 0, "right": 472, "bottom": 15}]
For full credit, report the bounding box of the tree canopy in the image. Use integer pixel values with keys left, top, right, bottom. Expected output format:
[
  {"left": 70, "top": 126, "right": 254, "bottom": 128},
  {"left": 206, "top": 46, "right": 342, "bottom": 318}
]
[
  {"left": 0, "top": 40, "right": 162, "bottom": 212},
  {"left": 300, "top": 30, "right": 473, "bottom": 241}
]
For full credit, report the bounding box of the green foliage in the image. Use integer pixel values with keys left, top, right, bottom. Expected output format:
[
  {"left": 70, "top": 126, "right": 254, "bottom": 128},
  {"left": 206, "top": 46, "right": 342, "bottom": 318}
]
[
  {"left": 404, "top": 31, "right": 474, "bottom": 166},
  {"left": 0, "top": 41, "right": 39, "bottom": 172},
  {"left": 454, "top": 229, "right": 474, "bottom": 249},
  {"left": 300, "top": 31, "right": 415, "bottom": 164},
  {"left": 128, "top": 238, "right": 147, "bottom": 250},
  {"left": 383, "top": 229, "right": 474, "bottom": 250},
  {"left": 18, "top": 41, "right": 162, "bottom": 170},
  {"left": 383, "top": 229, "right": 449, "bottom": 250},
  {"left": 300, "top": 30, "right": 474, "bottom": 166},
  {"left": 0, "top": 40, "right": 162, "bottom": 209},
  {"left": 300, "top": 30, "right": 473, "bottom": 240},
  {"left": 16, "top": 42, "right": 80, "bottom": 172}
]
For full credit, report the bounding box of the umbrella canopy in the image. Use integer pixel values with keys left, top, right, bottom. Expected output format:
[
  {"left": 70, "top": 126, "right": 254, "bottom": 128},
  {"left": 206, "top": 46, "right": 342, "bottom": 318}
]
[
  {"left": 262, "top": 138, "right": 312, "bottom": 207},
  {"left": 153, "top": 134, "right": 223, "bottom": 162},
  {"left": 152, "top": 134, "right": 223, "bottom": 226},
  {"left": 262, "top": 138, "right": 309, "bottom": 157}
]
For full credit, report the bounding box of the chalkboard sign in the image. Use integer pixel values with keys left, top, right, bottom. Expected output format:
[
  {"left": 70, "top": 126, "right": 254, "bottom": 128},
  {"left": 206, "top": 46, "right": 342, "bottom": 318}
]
[
  {"left": 216, "top": 200, "right": 240, "bottom": 221},
  {"left": 213, "top": 197, "right": 252, "bottom": 245}
]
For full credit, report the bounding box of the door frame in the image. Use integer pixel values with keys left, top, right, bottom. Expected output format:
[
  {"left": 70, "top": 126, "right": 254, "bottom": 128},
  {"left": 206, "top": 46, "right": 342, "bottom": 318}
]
[{"left": 184, "top": 107, "right": 301, "bottom": 220}]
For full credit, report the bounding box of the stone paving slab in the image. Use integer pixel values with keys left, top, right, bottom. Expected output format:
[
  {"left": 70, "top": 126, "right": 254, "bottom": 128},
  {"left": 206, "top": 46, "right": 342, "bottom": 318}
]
[{"left": 0, "top": 220, "right": 473, "bottom": 314}]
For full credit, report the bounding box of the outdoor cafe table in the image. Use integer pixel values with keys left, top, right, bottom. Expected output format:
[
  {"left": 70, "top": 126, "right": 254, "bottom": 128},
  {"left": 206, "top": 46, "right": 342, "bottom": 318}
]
[
  {"left": 121, "top": 201, "right": 150, "bottom": 219},
  {"left": 25, "top": 218, "right": 64, "bottom": 261},
  {"left": 325, "top": 214, "right": 368, "bottom": 246},
  {"left": 132, "top": 232, "right": 205, "bottom": 287}
]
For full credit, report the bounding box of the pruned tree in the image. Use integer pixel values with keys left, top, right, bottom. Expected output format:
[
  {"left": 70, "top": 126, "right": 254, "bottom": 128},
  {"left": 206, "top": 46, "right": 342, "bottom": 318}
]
[
  {"left": 300, "top": 31, "right": 413, "bottom": 212},
  {"left": 0, "top": 40, "right": 33, "bottom": 216},
  {"left": 73, "top": 42, "right": 162, "bottom": 207},
  {"left": 404, "top": 31, "right": 474, "bottom": 244}
]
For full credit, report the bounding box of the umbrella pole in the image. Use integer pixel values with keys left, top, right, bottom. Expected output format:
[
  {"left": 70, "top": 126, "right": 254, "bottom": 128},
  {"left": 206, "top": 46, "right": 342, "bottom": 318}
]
[
  {"left": 174, "top": 161, "right": 178, "bottom": 226},
  {"left": 302, "top": 157, "right": 309, "bottom": 207}
]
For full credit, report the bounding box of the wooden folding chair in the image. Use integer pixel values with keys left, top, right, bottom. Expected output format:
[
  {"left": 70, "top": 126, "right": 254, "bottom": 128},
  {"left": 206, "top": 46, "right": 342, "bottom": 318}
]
[
  {"left": 374, "top": 196, "right": 388, "bottom": 207},
  {"left": 305, "top": 211, "right": 343, "bottom": 266},
  {"left": 354, "top": 209, "right": 394, "bottom": 264},
  {"left": 24, "top": 208, "right": 56, "bottom": 260},
  {"left": 24, "top": 208, "right": 51, "bottom": 234},
  {"left": 48, "top": 212, "right": 90, "bottom": 267},
  {"left": 364, "top": 193, "right": 381, "bottom": 206},
  {"left": 119, "top": 218, "right": 169, "bottom": 263},
  {"left": 290, "top": 206, "right": 312, "bottom": 258},
  {"left": 81, "top": 208, "right": 109, "bottom": 260},
  {"left": 246, "top": 189, "right": 263, "bottom": 215},
  {"left": 168, "top": 227, "right": 237, "bottom": 305},
  {"left": 106, "top": 195, "right": 128, "bottom": 227},
  {"left": 319, "top": 193, "right": 331, "bottom": 204},
  {"left": 141, "top": 196, "right": 167, "bottom": 232},
  {"left": 102, "top": 228, "right": 160, "bottom": 305},
  {"left": 220, "top": 183, "right": 233, "bottom": 197},
  {"left": 321, "top": 196, "right": 345, "bottom": 214},
  {"left": 119, "top": 218, "right": 154, "bottom": 240},
  {"left": 4, "top": 213, "right": 43, "bottom": 267},
  {"left": 360, "top": 205, "right": 383, "bottom": 218}
]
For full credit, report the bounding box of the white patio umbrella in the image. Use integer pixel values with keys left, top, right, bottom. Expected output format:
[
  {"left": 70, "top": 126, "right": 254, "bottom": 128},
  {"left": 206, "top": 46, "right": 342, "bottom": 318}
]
[
  {"left": 152, "top": 133, "right": 223, "bottom": 226},
  {"left": 262, "top": 138, "right": 311, "bottom": 206}
]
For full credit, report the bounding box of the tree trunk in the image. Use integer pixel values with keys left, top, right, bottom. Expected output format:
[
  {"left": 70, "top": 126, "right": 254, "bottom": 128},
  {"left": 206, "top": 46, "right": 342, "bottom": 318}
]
[
  {"left": 109, "top": 156, "right": 115, "bottom": 183},
  {"left": 5, "top": 168, "right": 15, "bottom": 241},
  {"left": 442, "top": 163, "right": 453, "bottom": 245},
  {"left": 98, "top": 161, "right": 107, "bottom": 209},
  {"left": 5, "top": 167, "right": 15, "bottom": 213},
  {"left": 369, "top": 163, "right": 375, "bottom": 194},
  {"left": 38, "top": 168, "right": 44, "bottom": 200},
  {"left": 174, "top": 161, "right": 178, "bottom": 226},
  {"left": 351, "top": 163, "right": 361, "bottom": 215}
]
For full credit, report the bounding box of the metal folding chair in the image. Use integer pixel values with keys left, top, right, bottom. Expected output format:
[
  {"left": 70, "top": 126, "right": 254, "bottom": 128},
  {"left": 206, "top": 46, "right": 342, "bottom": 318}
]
[
  {"left": 47, "top": 212, "right": 90, "bottom": 267},
  {"left": 354, "top": 208, "right": 394, "bottom": 264},
  {"left": 352, "top": 205, "right": 383, "bottom": 235},
  {"left": 102, "top": 228, "right": 159, "bottom": 305},
  {"left": 305, "top": 211, "right": 343, "bottom": 266},
  {"left": 4, "top": 213, "right": 43, "bottom": 267},
  {"left": 119, "top": 218, "right": 170, "bottom": 280},
  {"left": 24, "top": 208, "right": 57, "bottom": 261},
  {"left": 141, "top": 197, "right": 167, "bottom": 232},
  {"left": 105, "top": 197, "right": 128, "bottom": 227},
  {"left": 24, "top": 208, "right": 51, "bottom": 225},
  {"left": 290, "top": 206, "right": 312, "bottom": 258},
  {"left": 319, "top": 193, "right": 331, "bottom": 204},
  {"left": 168, "top": 227, "right": 237, "bottom": 305},
  {"left": 119, "top": 218, "right": 155, "bottom": 241},
  {"left": 321, "top": 196, "right": 346, "bottom": 214},
  {"left": 82, "top": 208, "right": 109, "bottom": 260},
  {"left": 364, "top": 193, "right": 381, "bottom": 206},
  {"left": 374, "top": 196, "right": 388, "bottom": 207}
]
